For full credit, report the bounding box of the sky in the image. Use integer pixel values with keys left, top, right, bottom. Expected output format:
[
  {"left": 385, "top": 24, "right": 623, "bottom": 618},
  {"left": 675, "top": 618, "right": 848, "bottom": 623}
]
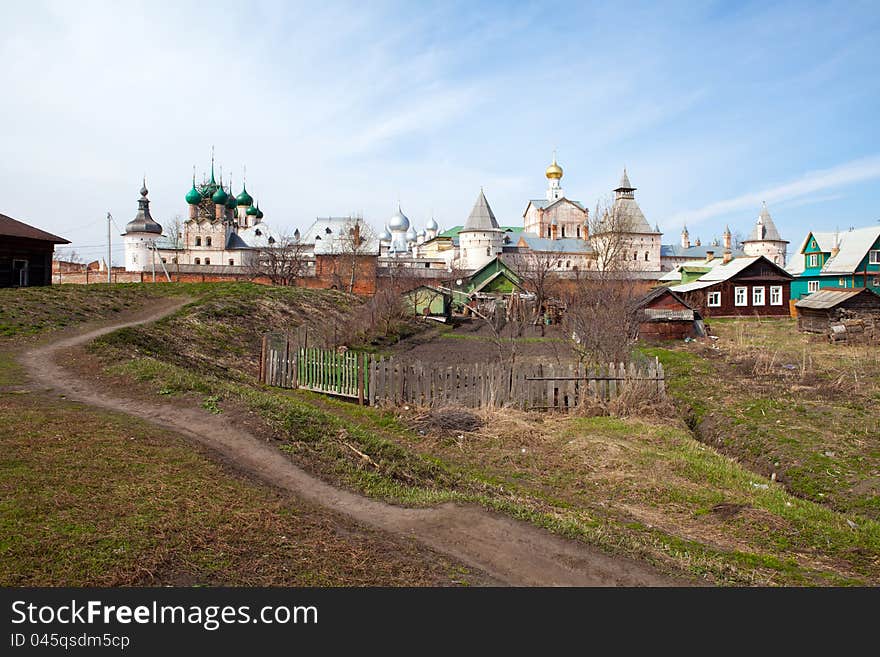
[{"left": 1, "top": 0, "right": 879, "bottom": 265}]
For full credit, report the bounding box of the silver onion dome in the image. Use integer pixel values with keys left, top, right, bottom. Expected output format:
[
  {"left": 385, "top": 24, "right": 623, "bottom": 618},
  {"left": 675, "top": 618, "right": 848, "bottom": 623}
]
[{"left": 388, "top": 205, "right": 410, "bottom": 232}]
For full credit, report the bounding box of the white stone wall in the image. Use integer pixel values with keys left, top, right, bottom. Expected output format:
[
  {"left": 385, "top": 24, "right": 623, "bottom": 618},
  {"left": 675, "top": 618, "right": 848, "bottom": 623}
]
[
  {"left": 743, "top": 240, "right": 787, "bottom": 267},
  {"left": 123, "top": 234, "right": 155, "bottom": 272},
  {"left": 459, "top": 229, "right": 502, "bottom": 270}
]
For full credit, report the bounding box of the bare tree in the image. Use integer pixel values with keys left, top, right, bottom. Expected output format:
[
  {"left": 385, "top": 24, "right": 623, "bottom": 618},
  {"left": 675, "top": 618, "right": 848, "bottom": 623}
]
[
  {"left": 509, "top": 251, "right": 559, "bottom": 335},
  {"left": 563, "top": 197, "right": 645, "bottom": 366},
  {"left": 247, "top": 232, "right": 311, "bottom": 286}
]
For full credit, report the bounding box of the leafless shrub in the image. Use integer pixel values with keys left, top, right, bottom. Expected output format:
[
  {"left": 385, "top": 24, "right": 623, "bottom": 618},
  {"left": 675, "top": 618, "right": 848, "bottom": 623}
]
[
  {"left": 409, "top": 407, "right": 483, "bottom": 436},
  {"left": 606, "top": 377, "right": 676, "bottom": 418},
  {"left": 246, "top": 232, "right": 311, "bottom": 285}
]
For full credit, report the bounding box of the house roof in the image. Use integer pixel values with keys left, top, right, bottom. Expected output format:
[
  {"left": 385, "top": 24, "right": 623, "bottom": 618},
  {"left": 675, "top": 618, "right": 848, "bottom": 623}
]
[
  {"left": 516, "top": 234, "right": 593, "bottom": 253},
  {"left": 0, "top": 213, "right": 69, "bottom": 244},
  {"left": 525, "top": 197, "right": 586, "bottom": 212},
  {"left": 299, "top": 217, "right": 380, "bottom": 254},
  {"left": 637, "top": 285, "right": 696, "bottom": 311},
  {"left": 794, "top": 287, "right": 880, "bottom": 310},
  {"left": 788, "top": 226, "right": 880, "bottom": 276},
  {"left": 669, "top": 255, "right": 791, "bottom": 292},
  {"left": 462, "top": 189, "right": 500, "bottom": 231}
]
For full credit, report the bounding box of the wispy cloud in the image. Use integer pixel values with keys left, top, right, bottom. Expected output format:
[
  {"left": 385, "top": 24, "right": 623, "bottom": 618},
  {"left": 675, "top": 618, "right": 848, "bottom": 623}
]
[{"left": 670, "top": 156, "right": 880, "bottom": 227}]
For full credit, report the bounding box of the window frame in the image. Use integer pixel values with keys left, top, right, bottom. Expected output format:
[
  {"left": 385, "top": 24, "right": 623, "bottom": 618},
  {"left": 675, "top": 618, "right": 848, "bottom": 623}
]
[
  {"left": 707, "top": 291, "right": 721, "bottom": 307},
  {"left": 769, "top": 285, "right": 783, "bottom": 306},
  {"left": 808, "top": 280, "right": 820, "bottom": 293},
  {"left": 734, "top": 286, "right": 748, "bottom": 307},
  {"left": 752, "top": 286, "right": 765, "bottom": 306},
  {"left": 869, "top": 250, "right": 880, "bottom": 265},
  {"left": 807, "top": 253, "right": 818, "bottom": 268}
]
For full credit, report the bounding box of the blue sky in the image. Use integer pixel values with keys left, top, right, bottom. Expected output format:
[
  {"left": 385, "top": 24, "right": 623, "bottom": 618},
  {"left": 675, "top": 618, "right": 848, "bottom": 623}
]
[{"left": 1, "top": 0, "right": 879, "bottom": 264}]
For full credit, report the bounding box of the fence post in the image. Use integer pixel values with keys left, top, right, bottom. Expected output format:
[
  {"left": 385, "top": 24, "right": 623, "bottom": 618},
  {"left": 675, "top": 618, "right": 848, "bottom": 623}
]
[
  {"left": 259, "top": 335, "right": 267, "bottom": 384},
  {"left": 357, "top": 353, "right": 365, "bottom": 406}
]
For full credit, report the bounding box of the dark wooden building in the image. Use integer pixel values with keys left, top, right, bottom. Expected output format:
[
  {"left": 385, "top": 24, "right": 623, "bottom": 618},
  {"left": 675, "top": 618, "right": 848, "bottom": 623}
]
[
  {"left": 670, "top": 255, "right": 793, "bottom": 318},
  {"left": 0, "top": 213, "right": 70, "bottom": 287},
  {"left": 637, "top": 286, "right": 705, "bottom": 340},
  {"left": 795, "top": 287, "right": 880, "bottom": 333}
]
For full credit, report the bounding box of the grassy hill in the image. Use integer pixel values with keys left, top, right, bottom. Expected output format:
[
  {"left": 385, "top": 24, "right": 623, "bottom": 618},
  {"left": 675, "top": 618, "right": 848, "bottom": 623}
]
[{"left": 79, "top": 284, "right": 880, "bottom": 586}]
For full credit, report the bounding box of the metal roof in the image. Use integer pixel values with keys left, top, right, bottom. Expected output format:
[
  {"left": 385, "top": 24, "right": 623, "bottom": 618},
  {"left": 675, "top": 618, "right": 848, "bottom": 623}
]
[
  {"left": 794, "top": 287, "right": 880, "bottom": 310},
  {"left": 744, "top": 202, "right": 785, "bottom": 243},
  {"left": 462, "top": 189, "right": 500, "bottom": 231},
  {"left": 516, "top": 234, "right": 593, "bottom": 253},
  {"left": 525, "top": 197, "right": 586, "bottom": 212},
  {"left": 661, "top": 243, "right": 745, "bottom": 258},
  {"left": 788, "top": 226, "right": 880, "bottom": 275}
]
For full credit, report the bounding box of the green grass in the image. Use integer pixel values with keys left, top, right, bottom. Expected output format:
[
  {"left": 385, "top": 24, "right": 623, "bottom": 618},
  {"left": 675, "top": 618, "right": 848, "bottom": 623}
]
[{"left": 0, "top": 392, "right": 465, "bottom": 586}]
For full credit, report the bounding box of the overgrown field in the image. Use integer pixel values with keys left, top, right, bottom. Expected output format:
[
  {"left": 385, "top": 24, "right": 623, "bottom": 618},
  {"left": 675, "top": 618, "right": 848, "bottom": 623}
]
[
  {"left": 642, "top": 317, "right": 880, "bottom": 521},
  {"left": 0, "top": 283, "right": 475, "bottom": 586},
  {"left": 82, "top": 286, "right": 880, "bottom": 585}
]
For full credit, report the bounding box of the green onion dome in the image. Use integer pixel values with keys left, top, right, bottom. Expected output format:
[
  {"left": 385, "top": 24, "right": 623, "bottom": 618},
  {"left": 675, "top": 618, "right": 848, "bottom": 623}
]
[
  {"left": 225, "top": 188, "right": 236, "bottom": 209},
  {"left": 236, "top": 184, "right": 253, "bottom": 207},
  {"left": 212, "top": 185, "right": 228, "bottom": 205},
  {"left": 256, "top": 202, "right": 264, "bottom": 219},
  {"left": 185, "top": 182, "right": 201, "bottom": 205},
  {"left": 246, "top": 204, "right": 259, "bottom": 216}
]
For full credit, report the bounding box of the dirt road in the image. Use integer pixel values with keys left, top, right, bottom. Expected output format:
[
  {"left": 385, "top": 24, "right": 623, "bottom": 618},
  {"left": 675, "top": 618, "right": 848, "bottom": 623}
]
[{"left": 20, "top": 299, "right": 684, "bottom": 586}]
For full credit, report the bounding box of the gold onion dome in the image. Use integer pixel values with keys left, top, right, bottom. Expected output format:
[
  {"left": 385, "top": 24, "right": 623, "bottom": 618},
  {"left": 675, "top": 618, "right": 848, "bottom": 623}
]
[{"left": 545, "top": 157, "right": 563, "bottom": 180}]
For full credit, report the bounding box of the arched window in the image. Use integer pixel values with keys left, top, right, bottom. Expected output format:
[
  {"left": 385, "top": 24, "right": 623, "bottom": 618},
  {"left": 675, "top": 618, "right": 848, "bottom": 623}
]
[
  {"left": 206, "top": 237, "right": 212, "bottom": 247},
  {"left": 547, "top": 227, "right": 551, "bottom": 238},
  {"left": 228, "top": 259, "right": 234, "bottom": 266},
  {"left": 644, "top": 252, "right": 649, "bottom": 261},
  {"left": 633, "top": 252, "right": 638, "bottom": 261},
  {"left": 566, "top": 260, "right": 571, "bottom": 268},
  {"left": 561, "top": 225, "right": 566, "bottom": 238},
  {"left": 205, "top": 258, "right": 210, "bottom": 265},
  {"left": 576, "top": 226, "right": 581, "bottom": 238},
  {"left": 194, "top": 258, "right": 201, "bottom": 264},
  {"left": 486, "top": 246, "right": 490, "bottom": 256},
  {"left": 195, "top": 237, "right": 201, "bottom": 246}
]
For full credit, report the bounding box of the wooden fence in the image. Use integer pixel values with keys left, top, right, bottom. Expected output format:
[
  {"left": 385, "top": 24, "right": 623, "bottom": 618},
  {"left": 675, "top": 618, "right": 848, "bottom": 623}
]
[{"left": 260, "top": 334, "right": 665, "bottom": 411}]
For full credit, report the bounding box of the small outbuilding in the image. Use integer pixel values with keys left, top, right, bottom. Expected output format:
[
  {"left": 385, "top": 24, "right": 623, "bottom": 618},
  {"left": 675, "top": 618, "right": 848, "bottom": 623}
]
[
  {"left": 794, "top": 287, "right": 880, "bottom": 334},
  {"left": 1, "top": 213, "right": 70, "bottom": 287},
  {"left": 403, "top": 285, "right": 452, "bottom": 319},
  {"left": 637, "top": 286, "right": 705, "bottom": 340}
]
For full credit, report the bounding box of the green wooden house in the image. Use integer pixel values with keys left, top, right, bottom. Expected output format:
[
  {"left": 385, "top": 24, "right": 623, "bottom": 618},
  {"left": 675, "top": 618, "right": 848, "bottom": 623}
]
[
  {"left": 789, "top": 226, "right": 880, "bottom": 300},
  {"left": 451, "top": 257, "right": 523, "bottom": 309}
]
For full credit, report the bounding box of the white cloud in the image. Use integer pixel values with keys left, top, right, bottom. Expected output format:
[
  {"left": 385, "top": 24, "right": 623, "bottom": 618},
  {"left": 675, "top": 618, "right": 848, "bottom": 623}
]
[{"left": 670, "top": 156, "right": 880, "bottom": 227}]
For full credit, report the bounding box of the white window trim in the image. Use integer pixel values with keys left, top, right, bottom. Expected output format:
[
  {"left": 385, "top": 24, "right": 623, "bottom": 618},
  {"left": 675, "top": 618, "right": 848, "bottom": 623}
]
[
  {"left": 734, "top": 286, "right": 748, "bottom": 307},
  {"left": 770, "top": 285, "right": 783, "bottom": 306},
  {"left": 752, "top": 286, "right": 765, "bottom": 306},
  {"left": 707, "top": 291, "right": 721, "bottom": 307},
  {"left": 869, "top": 250, "right": 880, "bottom": 265},
  {"left": 808, "top": 280, "right": 820, "bottom": 293},
  {"left": 808, "top": 254, "right": 818, "bottom": 267}
]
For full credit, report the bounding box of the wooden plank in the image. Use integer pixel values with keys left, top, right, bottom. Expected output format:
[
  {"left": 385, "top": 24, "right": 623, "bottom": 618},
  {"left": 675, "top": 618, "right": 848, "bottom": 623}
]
[{"left": 357, "top": 353, "right": 365, "bottom": 405}]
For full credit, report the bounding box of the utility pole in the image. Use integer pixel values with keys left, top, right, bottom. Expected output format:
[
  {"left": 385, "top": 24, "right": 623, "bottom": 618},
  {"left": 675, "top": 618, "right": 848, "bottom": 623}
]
[{"left": 107, "top": 212, "right": 112, "bottom": 283}]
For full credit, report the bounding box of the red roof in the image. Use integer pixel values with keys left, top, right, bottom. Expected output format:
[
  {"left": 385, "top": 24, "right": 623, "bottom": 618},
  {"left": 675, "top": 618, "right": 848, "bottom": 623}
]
[{"left": 0, "top": 213, "right": 70, "bottom": 244}]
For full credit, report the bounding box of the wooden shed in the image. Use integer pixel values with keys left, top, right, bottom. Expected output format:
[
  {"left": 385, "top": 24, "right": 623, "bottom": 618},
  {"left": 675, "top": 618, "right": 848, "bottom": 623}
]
[
  {"left": 403, "top": 285, "right": 451, "bottom": 319},
  {"left": 1, "top": 213, "right": 70, "bottom": 287},
  {"left": 637, "top": 286, "right": 705, "bottom": 340},
  {"left": 794, "top": 287, "right": 880, "bottom": 334}
]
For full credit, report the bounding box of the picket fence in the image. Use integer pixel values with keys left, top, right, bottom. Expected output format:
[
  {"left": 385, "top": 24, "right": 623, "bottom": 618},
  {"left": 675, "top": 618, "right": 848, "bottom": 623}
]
[{"left": 260, "top": 334, "right": 665, "bottom": 411}]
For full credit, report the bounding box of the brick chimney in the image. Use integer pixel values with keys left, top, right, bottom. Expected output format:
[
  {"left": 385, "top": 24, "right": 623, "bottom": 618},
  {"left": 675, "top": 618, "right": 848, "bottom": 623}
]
[
  {"left": 705, "top": 250, "right": 715, "bottom": 262},
  {"left": 723, "top": 250, "right": 732, "bottom": 264}
]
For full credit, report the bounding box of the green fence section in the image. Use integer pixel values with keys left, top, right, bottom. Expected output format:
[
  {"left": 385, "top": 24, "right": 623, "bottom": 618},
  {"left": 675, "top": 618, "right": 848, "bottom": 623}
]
[
  {"left": 259, "top": 334, "right": 368, "bottom": 403},
  {"left": 296, "top": 348, "right": 366, "bottom": 399}
]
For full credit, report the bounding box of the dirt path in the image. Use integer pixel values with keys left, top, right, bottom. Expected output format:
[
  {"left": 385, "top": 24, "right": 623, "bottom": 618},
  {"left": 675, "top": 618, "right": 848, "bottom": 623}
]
[{"left": 20, "top": 299, "right": 684, "bottom": 586}]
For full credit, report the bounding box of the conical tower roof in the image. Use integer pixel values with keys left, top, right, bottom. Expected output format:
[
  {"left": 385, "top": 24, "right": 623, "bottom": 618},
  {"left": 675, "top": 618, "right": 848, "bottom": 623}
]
[
  {"left": 462, "top": 188, "right": 500, "bottom": 231},
  {"left": 615, "top": 167, "right": 634, "bottom": 191},
  {"left": 745, "top": 202, "right": 785, "bottom": 242}
]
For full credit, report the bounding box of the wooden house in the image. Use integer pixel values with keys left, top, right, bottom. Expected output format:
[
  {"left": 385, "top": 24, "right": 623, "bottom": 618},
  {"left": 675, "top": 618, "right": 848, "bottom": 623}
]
[
  {"left": 668, "top": 255, "right": 793, "bottom": 317},
  {"left": 637, "top": 287, "right": 705, "bottom": 340},
  {"left": 1, "top": 213, "right": 69, "bottom": 287},
  {"left": 794, "top": 287, "right": 880, "bottom": 333}
]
